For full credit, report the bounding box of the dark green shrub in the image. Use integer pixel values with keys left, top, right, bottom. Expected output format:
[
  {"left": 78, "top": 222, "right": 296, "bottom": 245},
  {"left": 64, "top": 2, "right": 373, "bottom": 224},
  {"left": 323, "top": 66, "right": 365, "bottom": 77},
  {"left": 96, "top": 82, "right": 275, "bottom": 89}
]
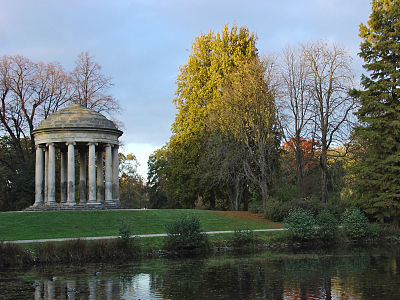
[
  {"left": 229, "top": 229, "right": 260, "bottom": 247},
  {"left": 290, "top": 197, "right": 325, "bottom": 216},
  {"left": 368, "top": 223, "right": 381, "bottom": 239},
  {"left": 264, "top": 199, "right": 291, "bottom": 222},
  {"left": 163, "top": 214, "right": 209, "bottom": 251},
  {"left": 119, "top": 218, "right": 132, "bottom": 241},
  {"left": 264, "top": 196, "right": 344, "bottom": 223},
  {"left": 270, "top": 185, "right": 297, "bottom": 202},
  {"left": 117, "top": 218, "right": 140, "bottom": 256},
  {"left": 341, "top": 208, "right": 369, "bottom": 239},
  {"left": 248, "top": 201, "right": 263, "bottom": 213},
  {"left": 284, "top": 209, "right": 316, "bottom": 241},
  {"left": 316, "top": 209, "right": 339, "bottom": 240}
]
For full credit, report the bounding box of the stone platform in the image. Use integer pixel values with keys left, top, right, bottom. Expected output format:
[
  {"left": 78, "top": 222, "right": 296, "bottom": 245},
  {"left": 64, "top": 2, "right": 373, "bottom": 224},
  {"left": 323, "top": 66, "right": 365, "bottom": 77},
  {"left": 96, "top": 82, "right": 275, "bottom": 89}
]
[{"left": 24, "top": 202, "right": 124, "bottom": 211}]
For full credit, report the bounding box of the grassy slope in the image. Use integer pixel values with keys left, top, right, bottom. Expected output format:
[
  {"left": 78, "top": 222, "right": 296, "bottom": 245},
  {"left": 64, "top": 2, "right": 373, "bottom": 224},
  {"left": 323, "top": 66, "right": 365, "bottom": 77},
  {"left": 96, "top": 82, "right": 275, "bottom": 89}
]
[{"left": 0, "top": 209, "right": 281, "bottom": 241}]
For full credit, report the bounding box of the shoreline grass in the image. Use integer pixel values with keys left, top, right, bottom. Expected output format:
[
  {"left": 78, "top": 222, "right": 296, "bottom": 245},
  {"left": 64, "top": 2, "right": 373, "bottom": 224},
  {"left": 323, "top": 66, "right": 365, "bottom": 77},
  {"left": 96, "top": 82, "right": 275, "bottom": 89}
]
[{"left": 0, "top": 209, "right": 282, "bottom": 241}]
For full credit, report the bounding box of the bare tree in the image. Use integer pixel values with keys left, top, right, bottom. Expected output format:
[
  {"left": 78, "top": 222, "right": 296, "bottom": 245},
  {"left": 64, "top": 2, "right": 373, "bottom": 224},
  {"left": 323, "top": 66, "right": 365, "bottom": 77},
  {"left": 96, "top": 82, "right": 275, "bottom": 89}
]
[
  {"left": 279, "top": 45, "right": 314, "bottom": 199},
  {"left": 303, "top": 41, "right": 356, "bottom": 203},
  {"left": 36, "top": 62, "right": 72, "bottom": 120},
  {"left": 71, "top": 52, "right": 119, "bottom": 114},
  {"left": 0, "top": 55, "right": 40, "bottom": 157},
  {"left": 0, "top": 56, "right": 75, "bottom": 154}
]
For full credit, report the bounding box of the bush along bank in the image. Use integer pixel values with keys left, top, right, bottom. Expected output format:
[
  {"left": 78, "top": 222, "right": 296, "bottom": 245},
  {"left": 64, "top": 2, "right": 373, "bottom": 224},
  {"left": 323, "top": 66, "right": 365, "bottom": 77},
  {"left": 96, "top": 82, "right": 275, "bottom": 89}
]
[{"left": 282, "top": 207, "right": 400, "bottom": 246}]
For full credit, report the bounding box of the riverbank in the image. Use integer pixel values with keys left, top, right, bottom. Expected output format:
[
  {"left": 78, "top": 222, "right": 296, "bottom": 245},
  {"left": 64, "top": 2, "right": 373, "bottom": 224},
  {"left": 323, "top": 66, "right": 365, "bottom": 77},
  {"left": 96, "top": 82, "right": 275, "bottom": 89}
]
[
  {"left": 0, "top": 230, "right": 286, "bottom": 267},
  {"left": 2, "top": 226, "right": 400, "bottom": 269}
]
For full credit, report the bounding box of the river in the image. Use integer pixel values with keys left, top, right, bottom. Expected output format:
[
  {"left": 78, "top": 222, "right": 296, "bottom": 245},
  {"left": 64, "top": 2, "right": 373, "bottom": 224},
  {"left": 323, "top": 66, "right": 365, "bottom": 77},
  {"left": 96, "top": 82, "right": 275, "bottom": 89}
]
[{"left": 1, "top": 245, "right": 400, "bottom": 299}]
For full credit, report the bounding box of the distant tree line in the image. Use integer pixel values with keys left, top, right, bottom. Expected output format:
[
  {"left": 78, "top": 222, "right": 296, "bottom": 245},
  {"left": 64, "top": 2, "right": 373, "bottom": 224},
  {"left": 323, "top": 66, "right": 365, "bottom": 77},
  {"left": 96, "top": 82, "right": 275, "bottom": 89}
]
[
  {"left": 147, "top": 25, "right": 355, "bottom": 210},
  {"left": 147, "top": 0, "right": 400, "bottom": 227}
]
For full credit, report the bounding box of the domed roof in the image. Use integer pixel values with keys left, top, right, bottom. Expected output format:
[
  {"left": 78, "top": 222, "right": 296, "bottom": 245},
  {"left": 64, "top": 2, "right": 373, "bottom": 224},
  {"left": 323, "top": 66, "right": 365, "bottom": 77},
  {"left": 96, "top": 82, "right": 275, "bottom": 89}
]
[{"left": 35, "top": 104, "right": 120, "bottom": 132}]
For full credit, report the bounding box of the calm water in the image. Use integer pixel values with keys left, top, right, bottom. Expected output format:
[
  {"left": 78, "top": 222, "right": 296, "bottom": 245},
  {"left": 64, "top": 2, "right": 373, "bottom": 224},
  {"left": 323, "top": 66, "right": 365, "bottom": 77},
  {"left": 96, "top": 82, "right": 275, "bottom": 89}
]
[{"left": 2, "top": 246, "right": 400, "bottom": 299}]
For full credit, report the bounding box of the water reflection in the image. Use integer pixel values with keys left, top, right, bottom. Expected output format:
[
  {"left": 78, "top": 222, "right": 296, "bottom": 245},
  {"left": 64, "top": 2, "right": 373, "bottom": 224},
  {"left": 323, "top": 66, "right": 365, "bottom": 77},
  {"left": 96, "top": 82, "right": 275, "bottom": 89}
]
[{"left": 4, "top": 247, "right": 400, "bottom": 299}]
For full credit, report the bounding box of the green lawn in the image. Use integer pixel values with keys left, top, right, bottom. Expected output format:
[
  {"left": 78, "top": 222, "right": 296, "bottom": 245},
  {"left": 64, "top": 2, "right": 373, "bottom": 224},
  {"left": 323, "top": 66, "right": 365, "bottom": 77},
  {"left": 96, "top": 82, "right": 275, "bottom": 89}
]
[{"left": 0, "top": 209, "right": 281, "bottom": 241}]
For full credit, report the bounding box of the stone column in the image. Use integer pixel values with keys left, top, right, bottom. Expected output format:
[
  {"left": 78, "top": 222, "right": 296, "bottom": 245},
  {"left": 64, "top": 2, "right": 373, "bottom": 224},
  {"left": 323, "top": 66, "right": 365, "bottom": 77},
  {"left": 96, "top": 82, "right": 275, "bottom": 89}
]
[
  {"left": 97, "top": 148, "right": 104, "bottom": 203},
  {"left": 106, "top": 280, "right": 113, "bottom": 300},
  {"left": 44, "top": 148, "right": 48, "bottom": 204},
  {"left": 66, "top": 142, "right": 76, "bottom": 205},
  {"left": 33, "top": 281, "right": 43, "bottom": 300},
  {"left": 79, "top": 148, "right": 87, "bottom": 203},
  {"left": 88, "top": 280, "right": 96, "bottom": 300},
  {"left": 34, "top": 145, "right": 44, "bottom": 206},
  {"left": 66, "top": 280, "right": 76, "bottom": 300},
  {"left": 104, "top": 144, "right": 113, "bottom": 202},
  {"left": 60, "top": 150, "right": 67, "bottom": 203},
  {"left": 47, "top": 143, "right": 56, "bottom": 205},
  {"left": 45, "top": 280, "right": 55, "bottom": 300},
  {"left": 87, "top": 143, "right": 98, "bottom": 204},
  {"left": 112, "top": 145, "right": 119, "bottom": 202}
]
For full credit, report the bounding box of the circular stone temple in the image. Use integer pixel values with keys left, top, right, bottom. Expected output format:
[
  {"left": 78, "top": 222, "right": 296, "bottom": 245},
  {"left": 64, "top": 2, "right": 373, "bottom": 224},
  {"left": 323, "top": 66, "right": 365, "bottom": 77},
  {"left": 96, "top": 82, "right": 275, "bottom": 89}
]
[{"left": 26, "top": 104, "right": 123, "bottom": 211}]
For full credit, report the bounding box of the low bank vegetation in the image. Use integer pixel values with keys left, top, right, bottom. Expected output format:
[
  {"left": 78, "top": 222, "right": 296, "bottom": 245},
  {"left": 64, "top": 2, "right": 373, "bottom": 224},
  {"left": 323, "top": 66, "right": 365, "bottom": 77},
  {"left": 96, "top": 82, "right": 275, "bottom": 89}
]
[{"left": 2, "top": 210, "right": 400, "bottom": 269}]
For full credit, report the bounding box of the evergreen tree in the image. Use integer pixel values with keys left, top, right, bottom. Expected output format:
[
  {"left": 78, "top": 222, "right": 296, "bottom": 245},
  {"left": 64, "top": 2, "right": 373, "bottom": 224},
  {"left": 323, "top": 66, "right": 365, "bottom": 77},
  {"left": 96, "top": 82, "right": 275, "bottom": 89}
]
[{"left": 353, "top": 0, "right": 400, "bottom": 224}]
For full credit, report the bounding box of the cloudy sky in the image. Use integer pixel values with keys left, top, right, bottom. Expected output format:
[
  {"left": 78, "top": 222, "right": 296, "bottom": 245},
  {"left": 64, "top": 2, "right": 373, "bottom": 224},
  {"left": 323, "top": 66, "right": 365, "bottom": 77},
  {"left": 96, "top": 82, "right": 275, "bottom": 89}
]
[{"left": 1, "top": 0, "right": 371, "bottom": 177}]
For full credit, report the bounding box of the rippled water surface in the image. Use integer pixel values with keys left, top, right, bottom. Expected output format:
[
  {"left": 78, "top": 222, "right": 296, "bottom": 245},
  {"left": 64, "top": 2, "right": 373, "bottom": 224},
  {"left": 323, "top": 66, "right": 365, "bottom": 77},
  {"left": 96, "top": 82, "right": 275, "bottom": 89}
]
[{"left": 2, "top": 246, "right": 400, "bottom": 299}]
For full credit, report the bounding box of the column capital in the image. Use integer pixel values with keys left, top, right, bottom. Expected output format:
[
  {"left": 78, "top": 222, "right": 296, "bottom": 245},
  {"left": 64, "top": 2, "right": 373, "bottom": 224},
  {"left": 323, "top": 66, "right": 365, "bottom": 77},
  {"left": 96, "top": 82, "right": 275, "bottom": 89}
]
[
  {"left": 87, "top": 142, "right": 98, "bottom": 146},
  {"left": 113, "top": 144, "right": 119, "bottom": 149},
  {"left": 35, "top": 144, "right": 45, "bottom": 150},
  {"left": 66, "top": 142, "right": 76, "bottom": 146},
  {"left": 46, "top": 142, "right": 55, "bottom": 147}
]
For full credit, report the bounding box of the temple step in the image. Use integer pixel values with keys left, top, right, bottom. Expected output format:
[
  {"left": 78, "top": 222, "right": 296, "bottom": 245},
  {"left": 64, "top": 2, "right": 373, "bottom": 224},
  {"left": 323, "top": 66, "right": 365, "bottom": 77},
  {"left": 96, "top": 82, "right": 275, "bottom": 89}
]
[{"left": 24, "top": 202, "right": 125, "bottom": 211}]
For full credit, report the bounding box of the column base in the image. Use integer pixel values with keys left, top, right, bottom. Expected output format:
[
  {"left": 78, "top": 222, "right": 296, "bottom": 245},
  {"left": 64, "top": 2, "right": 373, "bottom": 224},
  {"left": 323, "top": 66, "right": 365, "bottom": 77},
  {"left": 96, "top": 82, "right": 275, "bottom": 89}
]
[
  {"left": 24, "top": 202, "right": 125, "bottom": 211},
  {"left": 87, "top": 201, "right": 102, "bottom": 205}
]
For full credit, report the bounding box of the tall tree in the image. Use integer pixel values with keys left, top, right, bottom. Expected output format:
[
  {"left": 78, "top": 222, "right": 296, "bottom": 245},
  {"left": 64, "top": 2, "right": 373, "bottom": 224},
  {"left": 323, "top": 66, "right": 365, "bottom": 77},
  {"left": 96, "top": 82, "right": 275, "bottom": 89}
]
[
  {"left": 211, "top": 57, "right": 281, "bottom": 209},
  {"left": 279, "top": 45, "right": 313, "bottom": 199},
  {"left": 147, "top": 147, "right": 170, "bottom": 208},
  {"left": 119, "top": 153, "right": 147, "bottom": 208},
  {"left": 71, "top": 51, "right": 119, "bottom": 114},
  {"left": 304, "top": 41, "right": 356, "bottom": 203},
  {"left": 353, "top": 0, "right": 400, "bottom": 225},
  {"left": 168, "top": 25, "right": 257, "bottom": 208}
]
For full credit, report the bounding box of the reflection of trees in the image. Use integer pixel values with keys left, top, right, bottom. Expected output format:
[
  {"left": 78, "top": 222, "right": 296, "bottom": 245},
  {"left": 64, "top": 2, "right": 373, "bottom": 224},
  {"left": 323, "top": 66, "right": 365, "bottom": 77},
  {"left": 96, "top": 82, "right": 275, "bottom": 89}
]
[
  {"left": 153, "top": 257, "right": 285, "bottom": 300},
  {"left": 349, "top": 254, "right": 400, "bottom": 300},
  {"left": 7, "top": 247, "right": 400, "bottom": 299},
  {"left": 283, "top": 257, "right": 336, "bottom": 299}
]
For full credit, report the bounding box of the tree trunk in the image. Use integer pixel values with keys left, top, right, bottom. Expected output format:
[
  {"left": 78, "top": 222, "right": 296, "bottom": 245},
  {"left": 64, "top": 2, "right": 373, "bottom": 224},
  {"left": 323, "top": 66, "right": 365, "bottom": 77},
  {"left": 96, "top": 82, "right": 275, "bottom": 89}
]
[
  {"left": 243, "top": 187, "right": 249, "bottom": 211},
  {"left": 320, "top": 144, "right": 328, "bottom": 203},
  {"left": 209, "top": 196, "right": 215, "bottom": 210},
  {"left": 230, "top": 175, "right": 244, "bottom": 211},
  {"left": 261, "top": 180, "right": 269, "bottom": 209},
  {"left": 393, "top": 215, "right": 399, "bottom": 229},
  {"left": 295, "top": 136, "right": 304, "bottom": 199}
]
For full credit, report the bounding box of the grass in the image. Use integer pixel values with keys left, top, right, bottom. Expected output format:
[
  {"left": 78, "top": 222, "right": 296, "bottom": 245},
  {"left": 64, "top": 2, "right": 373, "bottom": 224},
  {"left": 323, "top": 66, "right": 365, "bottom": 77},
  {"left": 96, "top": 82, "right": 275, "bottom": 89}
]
[{"left": 0, "top": 209, "right": 282, "bottom": 241}]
